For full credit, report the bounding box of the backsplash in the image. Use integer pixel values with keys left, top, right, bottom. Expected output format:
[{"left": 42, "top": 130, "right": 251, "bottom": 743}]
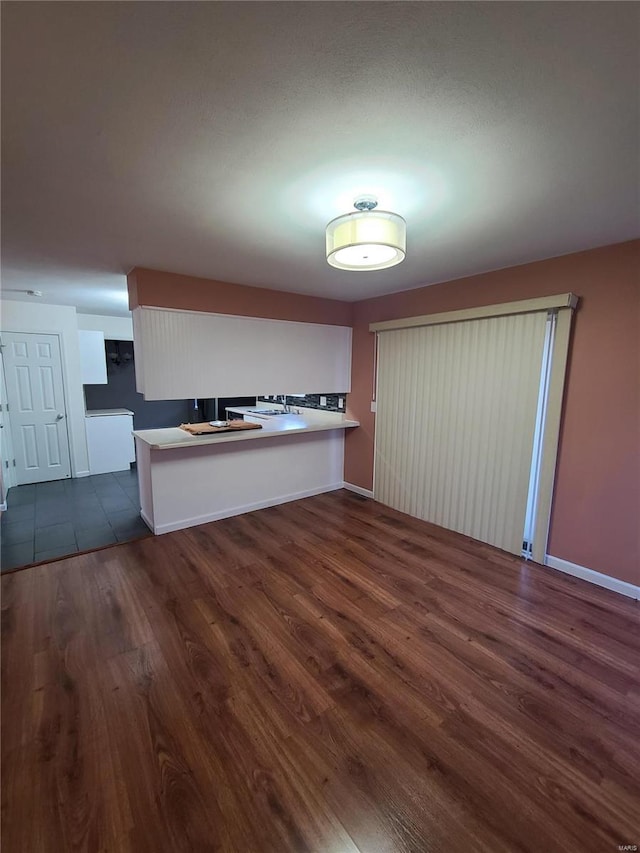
[{"left": 258, "top": 394, "right": 346, "bottom": 413}]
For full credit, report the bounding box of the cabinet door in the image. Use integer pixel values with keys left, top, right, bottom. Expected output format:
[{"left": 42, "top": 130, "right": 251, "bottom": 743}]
[
  {"left": 78, "top": 330, "right": 107, "bottom": 384},
  {"left": 133, "top": 307, "right": 352, "bottom": 399},
  {"left": 86, "top": 415, "right": 134, "bottom": 474}
]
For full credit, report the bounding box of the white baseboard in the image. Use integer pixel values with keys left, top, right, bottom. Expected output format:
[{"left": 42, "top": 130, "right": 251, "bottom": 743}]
[
  {"left": 342, "top": 481, "right": 374, "bottom": 499},
  {"left": 150, "top": 483, "right": 344, "bottom": 535},
  {"left": 74, "top": 470, "right": 91, "bottom": 479},
  {"left": 545, "top": 555, "right": 639, "bottom": 600}
]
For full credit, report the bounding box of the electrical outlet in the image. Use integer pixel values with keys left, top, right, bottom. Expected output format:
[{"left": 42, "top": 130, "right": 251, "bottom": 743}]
[
  {"left": 370, "top": 401, "right": 377, "bottom": 413},
  {"left": 320, "top": 396, "right": 327, "bottom": 407},
  {"left": 338, "top": 397, "right": 344, "bottom": 408}
]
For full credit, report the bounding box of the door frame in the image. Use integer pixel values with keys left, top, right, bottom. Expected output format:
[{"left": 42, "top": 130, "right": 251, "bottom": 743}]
[
  {"left": 0, "top": 347, "right": 16, "bottom": 499},
  {"left": 1, "top": 330, "right": 73, "bottom": 486}
]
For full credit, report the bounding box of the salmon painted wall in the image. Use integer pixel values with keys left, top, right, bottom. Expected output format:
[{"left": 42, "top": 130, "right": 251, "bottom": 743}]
[
  {"left": 345, "top": 240, "right": 640, "bottom": 585},
  {"left": 127, "top": 267, "right": 352, "bottom": 326}
]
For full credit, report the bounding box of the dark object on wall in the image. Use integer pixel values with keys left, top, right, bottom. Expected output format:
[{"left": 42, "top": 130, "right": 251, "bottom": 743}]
[
  {"left": 84, "top": 340, "right": 192, "bottom": 430},
  {"left": 105, "top": 340, "right": 133, "bottom": 366}
]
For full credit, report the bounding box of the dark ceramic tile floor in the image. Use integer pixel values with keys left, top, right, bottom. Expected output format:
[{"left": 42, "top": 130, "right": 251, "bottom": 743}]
[{"left": 1, "top": 467, "right": 152, "bottom": 572}]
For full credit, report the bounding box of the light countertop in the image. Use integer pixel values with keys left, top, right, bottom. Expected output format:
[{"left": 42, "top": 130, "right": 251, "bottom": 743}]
[
  {"left": 86, "top": 408, "right": 134, "bottom": 417},
  {"left": 133, "top": 413, "right": 359, "bottom": 450}
]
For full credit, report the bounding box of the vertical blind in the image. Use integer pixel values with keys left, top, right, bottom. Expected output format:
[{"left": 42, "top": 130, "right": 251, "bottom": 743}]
[{"left": 374, "top": 311, "right": 549, "bottom": 555}]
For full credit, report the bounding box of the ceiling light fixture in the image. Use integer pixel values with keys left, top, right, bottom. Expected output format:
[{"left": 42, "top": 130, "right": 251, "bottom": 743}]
[{"left": 325, "top": 196, "right": 406, "bottom": 271}]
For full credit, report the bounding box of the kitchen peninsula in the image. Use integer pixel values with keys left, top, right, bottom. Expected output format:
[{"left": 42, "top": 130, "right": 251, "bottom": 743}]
[{"left": 133, "top": 408, "right": 358, "bottom": 534}]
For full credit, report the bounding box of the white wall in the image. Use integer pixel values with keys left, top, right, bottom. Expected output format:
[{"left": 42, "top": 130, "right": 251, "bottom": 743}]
[
  {"left": 1, "top": 300, "right": 90, "bottom": 476},
  {"left": 77, "top": 312, "right": 133, "bottom": 340}
]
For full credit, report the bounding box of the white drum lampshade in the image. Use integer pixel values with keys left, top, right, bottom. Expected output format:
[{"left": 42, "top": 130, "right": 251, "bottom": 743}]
[{"left": 326, "top": 198, "right": 406, "bottom": 271}]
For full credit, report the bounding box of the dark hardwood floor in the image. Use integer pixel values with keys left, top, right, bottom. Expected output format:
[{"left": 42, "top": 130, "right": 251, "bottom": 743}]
[{"left": 2, "top": 490, "right": 639, "bottom": 852}]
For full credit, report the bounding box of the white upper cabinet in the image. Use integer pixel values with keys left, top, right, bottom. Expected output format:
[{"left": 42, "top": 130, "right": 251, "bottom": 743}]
[
  {"left": 133, "top": 307, "right": 352, "bottom": 400},
  {"left": 78, "top": 330, "right": 107, "bottom": 384}
]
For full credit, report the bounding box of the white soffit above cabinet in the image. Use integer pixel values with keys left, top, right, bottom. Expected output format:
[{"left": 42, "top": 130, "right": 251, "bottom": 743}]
[{"left": 132, "top": 307, "right": 352, "bottom": 400}]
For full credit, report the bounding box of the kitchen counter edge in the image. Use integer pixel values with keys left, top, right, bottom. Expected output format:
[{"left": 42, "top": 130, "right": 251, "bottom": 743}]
[{"left": 133, "top": 418, "right": 360, "bottom": 450}]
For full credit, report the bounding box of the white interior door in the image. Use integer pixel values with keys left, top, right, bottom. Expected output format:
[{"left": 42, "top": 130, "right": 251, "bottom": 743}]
[{"left": 2, "top": 332, "right": 72, "bottom": 485}]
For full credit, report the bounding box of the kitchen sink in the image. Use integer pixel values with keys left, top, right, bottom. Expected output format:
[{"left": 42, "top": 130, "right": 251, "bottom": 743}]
[{"left": 253, "top": 409, "right": 290, "bottom": 415}]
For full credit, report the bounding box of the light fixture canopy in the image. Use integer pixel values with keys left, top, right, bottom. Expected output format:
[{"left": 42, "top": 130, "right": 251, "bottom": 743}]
[{"left": 326, "top": 197, "right": 406, "bottom": 271}]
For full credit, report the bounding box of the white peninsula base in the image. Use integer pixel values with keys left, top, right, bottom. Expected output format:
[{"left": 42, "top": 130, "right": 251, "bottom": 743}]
[{"left": 134, "top": 416, "right": 357, "bottom": 534}]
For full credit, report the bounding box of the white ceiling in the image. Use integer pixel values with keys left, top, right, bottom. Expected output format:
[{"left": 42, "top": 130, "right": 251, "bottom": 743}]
[{"left": 2, "top": 2, "right": 638, "bottom": 317}]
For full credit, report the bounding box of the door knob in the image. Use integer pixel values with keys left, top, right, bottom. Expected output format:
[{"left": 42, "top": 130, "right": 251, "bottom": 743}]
[{"left": 56, "top": 413, "right": 65, "bottom": 420}]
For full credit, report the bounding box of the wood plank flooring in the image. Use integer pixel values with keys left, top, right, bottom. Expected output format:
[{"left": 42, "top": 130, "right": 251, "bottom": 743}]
[{"left": 2, "top": 489, "right": 639, "bottom": 852}]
